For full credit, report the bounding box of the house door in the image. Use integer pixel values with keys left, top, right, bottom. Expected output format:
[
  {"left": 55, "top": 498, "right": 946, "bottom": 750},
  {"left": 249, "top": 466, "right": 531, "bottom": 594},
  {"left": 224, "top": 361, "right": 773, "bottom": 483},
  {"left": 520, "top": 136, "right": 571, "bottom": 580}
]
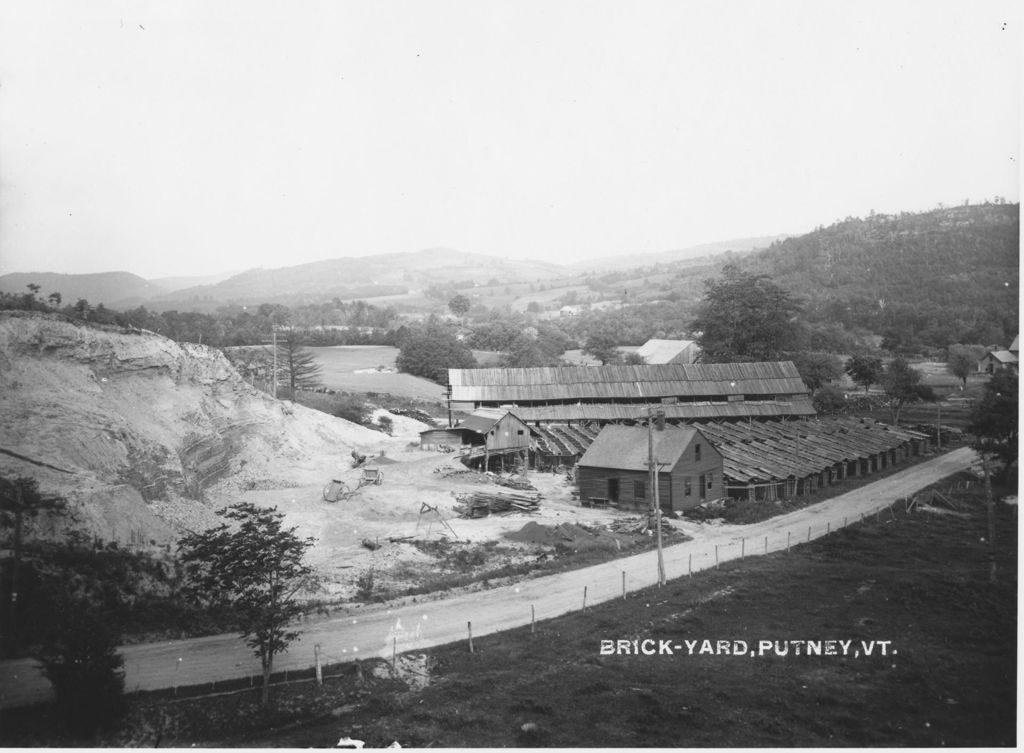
[
  {"left": 607, "top": 478, "right": 619, "bottom": 503},
  {"left": 699, "top": 474, "right": 707, "bottom": 502}
]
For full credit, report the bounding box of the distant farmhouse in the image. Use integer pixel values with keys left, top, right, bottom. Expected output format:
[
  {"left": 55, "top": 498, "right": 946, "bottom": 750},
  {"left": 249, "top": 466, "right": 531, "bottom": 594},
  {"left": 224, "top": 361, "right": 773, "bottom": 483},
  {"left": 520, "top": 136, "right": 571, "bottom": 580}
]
[
  {"left": 977, "top": 335, "right": 1019, "bottom": 373},
  {"left": 634, "top": 338, "right": 700, "bottom": 365}
]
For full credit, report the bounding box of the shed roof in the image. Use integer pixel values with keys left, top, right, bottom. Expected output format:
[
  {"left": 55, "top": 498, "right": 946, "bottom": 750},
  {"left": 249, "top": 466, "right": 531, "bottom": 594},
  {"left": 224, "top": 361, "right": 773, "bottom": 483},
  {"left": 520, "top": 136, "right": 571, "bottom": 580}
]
[
  {"left": 578, "top": 425, "right": 704, "bottom": 472},
  {"left": 511, "top": 397, "right": 815, "bottom": 422},
  {"left": 448, "top": 362, "right": 808, "bottom": 402},
  {"left": 635, "top": 339, "right": 697, "bottom": 364}
]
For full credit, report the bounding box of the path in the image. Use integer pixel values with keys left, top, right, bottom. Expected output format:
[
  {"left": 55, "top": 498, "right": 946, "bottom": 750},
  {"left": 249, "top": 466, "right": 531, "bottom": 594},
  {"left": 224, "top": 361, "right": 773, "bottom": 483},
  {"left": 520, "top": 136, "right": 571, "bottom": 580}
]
[{"left": 0, "top": 447, "right": 975, "bottom": 709}]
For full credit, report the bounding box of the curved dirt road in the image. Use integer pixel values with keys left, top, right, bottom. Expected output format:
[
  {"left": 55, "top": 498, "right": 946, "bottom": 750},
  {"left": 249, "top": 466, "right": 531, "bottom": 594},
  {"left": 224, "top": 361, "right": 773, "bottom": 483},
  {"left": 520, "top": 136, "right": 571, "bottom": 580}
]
[{"left": 0, "top": 447, "right": 975, "bottom": 709}]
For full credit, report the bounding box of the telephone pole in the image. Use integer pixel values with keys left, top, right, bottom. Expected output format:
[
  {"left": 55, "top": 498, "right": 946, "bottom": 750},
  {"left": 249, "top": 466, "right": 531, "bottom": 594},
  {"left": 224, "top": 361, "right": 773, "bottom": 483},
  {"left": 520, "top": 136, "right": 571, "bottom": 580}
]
[{"left": 647, "top": 405, "right": 666, "bottom": 586}]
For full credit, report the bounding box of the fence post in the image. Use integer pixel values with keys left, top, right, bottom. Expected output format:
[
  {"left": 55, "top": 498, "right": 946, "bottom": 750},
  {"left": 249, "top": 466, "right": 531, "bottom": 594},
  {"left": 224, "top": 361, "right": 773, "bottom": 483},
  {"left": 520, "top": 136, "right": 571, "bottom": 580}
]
[
  {"left": 392, "top": 637, "right": 397, "bottom": 672},
  {"left": 715, "top": 545, "right": 719, "bottom": 568},
  {"left": 787, "top": 531, "right": 791, "bottom": 552},
  {"left": 315, "top": 644, "right": 323, "bottom": 685},
  {"left": 826, "top": 521, "right": 830, "bottom": 535},
  {"left": 764, "top": 536, "right": 768, "bottom": 554},
  {"left": 688, "top": 553, "right": 692, "bottom": 576},
  {"left": 741, "top": 538, "right": 745, "bottom": 558},
  {"left": 583, "top": 586, "right": 588, "bottom": 610},
  {"left": 467, "top": 621, "right": 474, "bottom": 654},
  {"left": 844, "top": 516, "right": 848, "bottom": 528},
  {"left": 622, "top": 571, "right": 626, "bottom": 600},
  {"left": 531, "top": 605, "right": 535, "bottom": 634},
  {"left": 807, "top": 526, "right": 811, "bottom": 542}
]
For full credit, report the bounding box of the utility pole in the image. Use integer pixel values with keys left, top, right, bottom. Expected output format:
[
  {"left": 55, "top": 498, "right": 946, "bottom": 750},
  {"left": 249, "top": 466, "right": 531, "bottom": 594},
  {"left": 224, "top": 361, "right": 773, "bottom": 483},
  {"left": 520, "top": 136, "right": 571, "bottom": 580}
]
[
  {"left": 935, "top": 401, "right": 942, "bottom": 450},
  {"left": 982, "top": 453, "right": 996, "bottom": 582},
  {"left": 272, "top": 328, "right": 278, "bottom": 400},
  {"left": 647, "top": 405, "right": 666, "bottom": 587}
]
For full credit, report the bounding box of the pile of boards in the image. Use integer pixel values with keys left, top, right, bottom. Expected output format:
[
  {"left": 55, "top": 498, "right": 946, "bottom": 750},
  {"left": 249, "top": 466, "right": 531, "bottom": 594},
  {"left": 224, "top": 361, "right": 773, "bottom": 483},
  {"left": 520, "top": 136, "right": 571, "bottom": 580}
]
[{"left": 454, "top": 490, "right": 542, "bottom": 518}]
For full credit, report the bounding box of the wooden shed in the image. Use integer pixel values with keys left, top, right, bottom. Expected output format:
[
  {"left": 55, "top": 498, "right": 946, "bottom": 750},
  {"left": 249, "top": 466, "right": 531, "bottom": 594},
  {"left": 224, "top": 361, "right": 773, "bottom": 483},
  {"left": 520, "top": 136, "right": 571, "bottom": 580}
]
[
  {"left": 576, "top": 425, "right": 723, "bottom": 512},
  {"left": 422, "top": 408, "right": 534, "bottom": 471}
]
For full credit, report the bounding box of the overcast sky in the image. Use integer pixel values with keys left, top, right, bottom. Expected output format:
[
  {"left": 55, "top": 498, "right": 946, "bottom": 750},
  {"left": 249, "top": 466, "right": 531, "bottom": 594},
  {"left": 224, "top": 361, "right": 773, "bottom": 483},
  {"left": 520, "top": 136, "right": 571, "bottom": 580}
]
[{"left": 0, "top": 1, "right": 1019, "bottom": 279}]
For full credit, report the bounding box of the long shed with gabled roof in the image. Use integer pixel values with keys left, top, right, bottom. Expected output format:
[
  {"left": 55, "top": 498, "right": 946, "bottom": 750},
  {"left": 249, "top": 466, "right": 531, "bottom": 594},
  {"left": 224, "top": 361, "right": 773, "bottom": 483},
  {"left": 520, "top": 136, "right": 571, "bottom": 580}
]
[{"left": 447, "top": 362, "right": 809, "bottom": 410}]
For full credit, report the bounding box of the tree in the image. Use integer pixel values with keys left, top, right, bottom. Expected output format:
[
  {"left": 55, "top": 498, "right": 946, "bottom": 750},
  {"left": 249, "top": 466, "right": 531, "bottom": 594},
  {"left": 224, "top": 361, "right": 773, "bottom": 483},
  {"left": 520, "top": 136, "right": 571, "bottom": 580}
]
[
  {"left": 396, "top": 319, "right": 477, "bottom": 383},
  {"left": 35, "top": 594, "right": 126, "bottom": 736},
  {"left": 690, "top": 265, "right": 802, "bottom": 362},
  {"left": 878, "top": 357, "right": 934, "bottom": 425},
  {"left": 969, "top": 369, "right": 1018, "bottom": 480},
  {"left": 947, "top": 343, "right": 986, "bottom": 389},
  {"left": 845, "top": 354, "right": 883, "bottom": 393},
  {"left": 47, "top": 291, "right": 62, "bottom": 308},
  {"left": 583, "top": 332, "right": 621, "bottom": 365},
  {"left": 790, "top": 351, "right": 842, "bottom": 390},
  {"left": 73, "top": 298, "right": 91, "bottom": 320},
  {"left": 275, "top": 332, "right": 323, "bottom": 394},
  {"left": 812, "top": 385, "right": 847, "bottom": 414},
  {"left": 448, "top": 294, "right": 471, "bottom": 323},
  {"left": 178, "top": 503, "right": 318, "bottom": 706}
]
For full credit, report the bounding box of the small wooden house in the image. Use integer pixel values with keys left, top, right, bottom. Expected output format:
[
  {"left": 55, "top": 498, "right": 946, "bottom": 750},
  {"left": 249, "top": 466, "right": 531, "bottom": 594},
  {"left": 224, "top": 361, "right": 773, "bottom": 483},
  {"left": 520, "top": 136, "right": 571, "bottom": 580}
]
[
  {"left": 576, "top": 424, "right": 723, "bottom": 511},
  {"left": 977, "top": 349, "right": 1018, "bottom": 374},
  {"left": 420, "top": 408, "right": 534, "bottom": 470}
]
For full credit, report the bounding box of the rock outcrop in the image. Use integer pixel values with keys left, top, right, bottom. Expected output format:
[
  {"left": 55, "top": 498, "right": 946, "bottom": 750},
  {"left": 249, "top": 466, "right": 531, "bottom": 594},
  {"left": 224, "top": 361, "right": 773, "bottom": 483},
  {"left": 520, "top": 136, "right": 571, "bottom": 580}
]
[{"left": 0, "top": 312, "right": 381, "bottom": 544}]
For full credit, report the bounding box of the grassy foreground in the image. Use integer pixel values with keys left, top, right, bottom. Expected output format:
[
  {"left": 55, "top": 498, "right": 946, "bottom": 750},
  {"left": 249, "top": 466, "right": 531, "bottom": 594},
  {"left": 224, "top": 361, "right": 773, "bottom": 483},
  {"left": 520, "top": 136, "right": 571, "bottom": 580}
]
[{"left": 3, "top": 473, "right": 1015, "bottom": 747}]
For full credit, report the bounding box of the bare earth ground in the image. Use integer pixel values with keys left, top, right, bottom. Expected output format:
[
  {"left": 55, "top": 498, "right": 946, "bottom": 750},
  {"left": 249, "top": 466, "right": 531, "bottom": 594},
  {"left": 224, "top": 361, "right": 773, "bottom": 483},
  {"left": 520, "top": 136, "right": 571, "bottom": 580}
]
[{"left": 0, "top": 447, "right": 977, "bottom": 711}]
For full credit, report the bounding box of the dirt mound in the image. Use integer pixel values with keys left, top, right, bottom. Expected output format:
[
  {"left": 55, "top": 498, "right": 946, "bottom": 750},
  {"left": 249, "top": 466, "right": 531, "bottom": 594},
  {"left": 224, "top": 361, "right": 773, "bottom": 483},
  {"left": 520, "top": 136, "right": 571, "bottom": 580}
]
[
  {"left": 0, "top": 312, "right": 385, "bottom": 544},
  {"left": 506, "top": 521, "right": 622, "bottom": 550}
]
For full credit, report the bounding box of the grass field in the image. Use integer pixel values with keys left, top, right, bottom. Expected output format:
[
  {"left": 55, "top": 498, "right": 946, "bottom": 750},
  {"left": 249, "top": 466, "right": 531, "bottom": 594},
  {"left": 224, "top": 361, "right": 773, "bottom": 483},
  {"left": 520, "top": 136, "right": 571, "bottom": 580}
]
[
  {"left": 307, "top": 346, "right": 445, "bottom": 402},
  {"left": 242, "top": 473, "right": 1013, "bottom": 748}
]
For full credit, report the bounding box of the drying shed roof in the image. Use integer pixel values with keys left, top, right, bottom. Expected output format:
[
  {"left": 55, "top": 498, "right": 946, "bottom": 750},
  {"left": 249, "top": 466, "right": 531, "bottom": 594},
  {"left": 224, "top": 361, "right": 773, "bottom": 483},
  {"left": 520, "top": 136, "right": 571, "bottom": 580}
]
[
  {"left": 578, "top": 425, "right": 703, "bottom": 472},
  {"left": 511, "top": 397, "right": 815, "bottom": 422},
  {"left": 448, "top": 362, "right": 808, "bottom": 403},
  {"left": 635, "top": 339, "right": 697, "bottom": 364}
]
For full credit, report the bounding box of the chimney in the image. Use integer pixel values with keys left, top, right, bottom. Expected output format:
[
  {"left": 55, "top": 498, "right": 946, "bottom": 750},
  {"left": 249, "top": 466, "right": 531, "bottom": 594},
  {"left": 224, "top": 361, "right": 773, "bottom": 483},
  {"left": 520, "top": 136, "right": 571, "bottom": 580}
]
[{"left": 655, "top": 408, "right": 666, "bottom": 431}]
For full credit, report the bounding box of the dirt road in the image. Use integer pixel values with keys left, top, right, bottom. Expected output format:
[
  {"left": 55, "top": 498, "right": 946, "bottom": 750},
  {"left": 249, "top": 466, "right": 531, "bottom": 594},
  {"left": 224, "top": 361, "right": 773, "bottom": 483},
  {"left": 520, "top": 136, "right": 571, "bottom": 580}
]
[{"left": 0, "top": 447, "right": 976, "bottom": 710}]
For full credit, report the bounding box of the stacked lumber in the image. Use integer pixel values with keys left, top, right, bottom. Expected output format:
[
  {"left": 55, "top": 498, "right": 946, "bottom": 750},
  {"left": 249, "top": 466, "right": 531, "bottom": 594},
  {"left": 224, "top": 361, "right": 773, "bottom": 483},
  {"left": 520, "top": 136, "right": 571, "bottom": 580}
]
[
  {"left": 453, "top": 490, "right": 542, "bottom": 518},
  {"left": 493, "top": 475, "right": 535, "bottom": 491}
]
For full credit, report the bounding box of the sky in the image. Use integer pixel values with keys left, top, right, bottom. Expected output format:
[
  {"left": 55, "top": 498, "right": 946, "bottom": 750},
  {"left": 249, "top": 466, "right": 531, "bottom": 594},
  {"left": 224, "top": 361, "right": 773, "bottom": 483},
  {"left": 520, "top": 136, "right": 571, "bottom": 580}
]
[{"left": 0, "top": 0, "right": 1020, "bottom": 279}]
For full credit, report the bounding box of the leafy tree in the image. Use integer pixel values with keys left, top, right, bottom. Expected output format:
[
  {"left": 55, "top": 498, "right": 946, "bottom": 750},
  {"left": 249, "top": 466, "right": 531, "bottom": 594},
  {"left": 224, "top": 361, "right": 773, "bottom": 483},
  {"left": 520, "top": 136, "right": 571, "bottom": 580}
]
[
  {"left": 790, "top": 351, "right": 843, "bottom": 390},
  {"left": 275, "top": 331, "right": 323, "bottom": 394},
  {"left": 969, "top": 369, "right": 1018, "bottom": 480},
  {"left": 35, "top": 593, "right": 126, "bottom": 737},
  {"left": 622, "top": 351, "right": 647, "bottom": 365},
  {"left": 583, "top": 331, "right": 621, "bottom": 365},
  {"left": 396, "top": 319, "right": 477, "bottom": 383},
  {"left": 46, "top": 291, "right": 62, "bottom": 308},
  {"left": 73, "top": 298, "right": 91, "bottom": 320},
  {"left": 448, "top": 294, "right": 472, "bottom": 322},
  {"left": 690, "top": 265, "right": 802, "bottom": 362},
  {"left": 377, "top": 415, "right": 394, "bottom": 435},
  {"left": 178, "top": 503, "right": 318, "bottom": 706},
  {"left": 812, "top": 385, "right": 848, "bottom": 414},
  {"left": 0, "top": 477, "right": 65, "bottom": 654},
  {"left": 845, "top": 354, "right": 883, "bottom": 393},
  {"left": 878, "top": 357, "right": 934, "bottom": 425},
  {"left": 947, "top": 343, "right": 987, "bottom": 389}
]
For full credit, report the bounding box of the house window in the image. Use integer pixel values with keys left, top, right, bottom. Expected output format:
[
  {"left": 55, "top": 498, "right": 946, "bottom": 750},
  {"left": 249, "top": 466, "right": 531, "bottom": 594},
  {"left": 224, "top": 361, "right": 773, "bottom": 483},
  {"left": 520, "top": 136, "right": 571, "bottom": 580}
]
[
  {"left": 684, "top": 477, "right": 692, "bottom": 496},
  {"left": 694, "top": 443, "right": 701, "bottom": 461},
  {"left": 517, "top": 430, "right": 524, "bottom": 436},
  {"left": 634, "top": 480, "right": 646, "bottom": 499},
  {"left": 706, "top": 472, "right": 714, "bottom": 490}
]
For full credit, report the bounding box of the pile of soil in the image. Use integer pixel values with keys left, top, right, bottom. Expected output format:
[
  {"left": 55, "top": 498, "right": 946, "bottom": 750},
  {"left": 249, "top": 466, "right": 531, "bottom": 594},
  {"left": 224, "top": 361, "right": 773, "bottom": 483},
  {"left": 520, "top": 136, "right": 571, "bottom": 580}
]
[{"left": 505, "top": 521, "right": 623, "bottom": 550}]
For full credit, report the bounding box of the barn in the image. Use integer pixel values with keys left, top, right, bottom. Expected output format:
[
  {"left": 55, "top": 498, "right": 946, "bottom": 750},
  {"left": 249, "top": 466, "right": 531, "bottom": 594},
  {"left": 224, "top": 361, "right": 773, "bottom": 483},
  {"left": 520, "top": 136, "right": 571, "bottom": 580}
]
[{"left": 577, "top": 424, "right": 723, "bottom": 512}]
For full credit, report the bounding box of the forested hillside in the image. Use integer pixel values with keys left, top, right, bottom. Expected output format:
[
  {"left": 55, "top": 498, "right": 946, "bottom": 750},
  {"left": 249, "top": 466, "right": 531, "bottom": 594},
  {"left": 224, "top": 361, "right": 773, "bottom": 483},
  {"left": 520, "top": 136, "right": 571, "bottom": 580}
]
[{"left": 742, "top": 202, "right": 1019, "bottom": 351}]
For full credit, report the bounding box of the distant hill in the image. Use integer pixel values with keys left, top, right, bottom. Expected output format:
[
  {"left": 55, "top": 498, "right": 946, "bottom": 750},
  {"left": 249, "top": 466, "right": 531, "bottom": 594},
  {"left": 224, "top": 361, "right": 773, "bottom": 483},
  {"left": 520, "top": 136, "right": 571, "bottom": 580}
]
[
  {"left": 740, "top": 203, "right": 1020, "bottom": 351},
  {"left": 149, "top": 270, "right": 242, "bottom": 293},
  {"left": 570, "top": 235, "right": 790, "bottom": 272},
  {"left": 145, "top": 248, "right": 568, "bottom": 310},
  {"left": 0, "top": 271, "right": 167, "bottom": 308}
]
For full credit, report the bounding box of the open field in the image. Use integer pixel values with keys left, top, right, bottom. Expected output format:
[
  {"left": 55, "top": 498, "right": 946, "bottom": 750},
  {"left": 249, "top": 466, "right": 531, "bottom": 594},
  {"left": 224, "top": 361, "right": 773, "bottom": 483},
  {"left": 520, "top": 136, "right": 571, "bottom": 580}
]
[{"left": 308, "top": 346, "right": 445, "bottom": 402}]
